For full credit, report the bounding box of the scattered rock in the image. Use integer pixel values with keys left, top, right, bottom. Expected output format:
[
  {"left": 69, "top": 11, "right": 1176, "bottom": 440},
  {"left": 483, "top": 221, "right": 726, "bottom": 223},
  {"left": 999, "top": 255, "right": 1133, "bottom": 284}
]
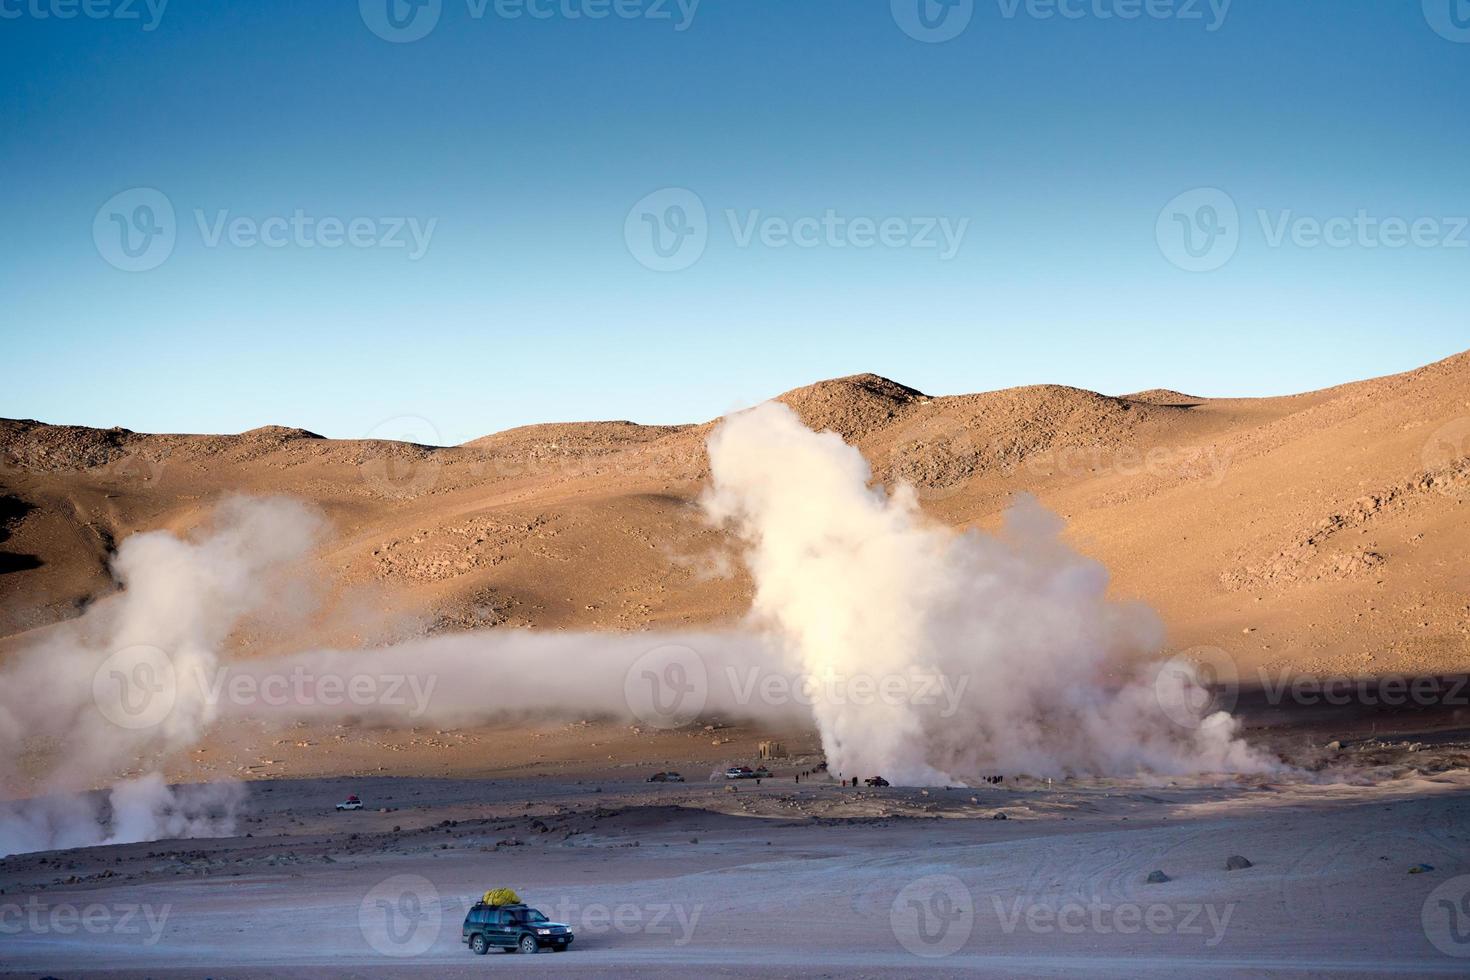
[
  {"left": 1409, "top": 863, "right": 1435, "bottom": 874},
  {"left": 1225, "top": 855, "right": 1253, "bottom": 870},
  {"left": 1145, "top": 870, "right": 1170, "bottom": 884},
  {"left": 992, "top": 812, "right": 1007, "bottom": 821}
]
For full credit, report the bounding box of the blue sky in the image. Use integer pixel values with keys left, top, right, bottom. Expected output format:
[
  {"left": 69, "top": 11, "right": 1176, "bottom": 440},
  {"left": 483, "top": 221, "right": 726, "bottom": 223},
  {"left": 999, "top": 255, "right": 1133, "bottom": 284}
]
[{"left": 2, "top": 0, "right": 1466, "bottom": 444}]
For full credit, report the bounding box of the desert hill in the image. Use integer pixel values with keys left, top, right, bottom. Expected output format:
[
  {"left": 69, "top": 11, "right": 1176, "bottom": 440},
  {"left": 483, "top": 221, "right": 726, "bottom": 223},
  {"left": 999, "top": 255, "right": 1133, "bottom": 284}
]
[{"left": 2, "top": 351, "right": 1468, "bottom": 677}]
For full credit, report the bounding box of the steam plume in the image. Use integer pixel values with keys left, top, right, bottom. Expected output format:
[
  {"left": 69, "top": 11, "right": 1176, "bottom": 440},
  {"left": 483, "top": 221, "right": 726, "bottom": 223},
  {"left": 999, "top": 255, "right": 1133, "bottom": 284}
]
[
  {"left": 0, "top": 497, "right": 321, "bottom": 855},
  {"left": 1, "top": 406, "right": 1269, "bottom": 855}
]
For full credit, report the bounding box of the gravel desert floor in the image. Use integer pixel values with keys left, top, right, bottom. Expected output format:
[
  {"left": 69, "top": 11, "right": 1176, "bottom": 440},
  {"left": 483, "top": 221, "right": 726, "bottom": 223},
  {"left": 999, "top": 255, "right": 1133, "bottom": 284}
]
[{"left": 4, "top": 728, "right": 1470, "bottom": 979}]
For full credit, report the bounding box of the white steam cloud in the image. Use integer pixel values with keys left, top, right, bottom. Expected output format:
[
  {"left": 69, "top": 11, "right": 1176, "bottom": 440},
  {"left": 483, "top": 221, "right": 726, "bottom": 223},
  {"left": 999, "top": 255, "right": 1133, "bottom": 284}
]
[
  {"left": 0, "top": 497, "right": 321, "bottom": 855},
  {"left": 1, "top": 404, "right": 1269, "bottom": 854},
  {"left": 703, "top": 402, "right": 1270, "bottom": 781}
]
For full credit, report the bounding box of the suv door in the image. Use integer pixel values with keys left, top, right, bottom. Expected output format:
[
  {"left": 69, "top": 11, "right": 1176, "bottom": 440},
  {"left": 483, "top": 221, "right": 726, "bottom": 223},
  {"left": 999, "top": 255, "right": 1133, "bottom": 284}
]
[{"left": 488, "top": 909, "right": 511, "bottom": 947}]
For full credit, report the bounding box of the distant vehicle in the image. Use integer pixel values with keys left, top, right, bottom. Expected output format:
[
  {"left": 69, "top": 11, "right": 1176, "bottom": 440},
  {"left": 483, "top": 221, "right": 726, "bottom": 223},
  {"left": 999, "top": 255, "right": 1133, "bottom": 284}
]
[
  {"left": 463, "top": 903, "right": 574, "bottom": 954},
  {"left": 724, "top": 766, "right": 770, "bottom": 780},
  {"left": 864, "top": 777, "right": 890, "bottom": 787},
  {"left": 335, "top": 795, "right": 363, "bottom": 811},
  {"left": 647, "top": 771, "right": 685, "bottom": 782},
  {"left": 813, "top": 761, "right": 828, "bottom": 772}
]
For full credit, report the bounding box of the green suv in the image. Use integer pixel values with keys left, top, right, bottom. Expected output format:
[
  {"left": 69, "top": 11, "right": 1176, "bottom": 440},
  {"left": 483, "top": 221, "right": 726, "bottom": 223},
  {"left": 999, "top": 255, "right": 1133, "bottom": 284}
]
[{"left": 462, "top": 902, "right": 574, "bottom": 954}]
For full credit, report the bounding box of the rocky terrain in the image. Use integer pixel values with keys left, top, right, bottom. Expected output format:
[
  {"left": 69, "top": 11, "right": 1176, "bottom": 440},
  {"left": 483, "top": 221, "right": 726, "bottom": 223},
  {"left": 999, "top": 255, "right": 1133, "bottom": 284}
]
[{"left": 3, "top": 350, "right": 1467, "bottom": 680}]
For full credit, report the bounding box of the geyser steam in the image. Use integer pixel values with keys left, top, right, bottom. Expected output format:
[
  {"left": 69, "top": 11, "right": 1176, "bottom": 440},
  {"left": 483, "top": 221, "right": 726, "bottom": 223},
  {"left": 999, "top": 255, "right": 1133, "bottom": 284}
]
[
  {"left": 704, "top": 402, "right": 1270, "bottom": 781},
  {"left": 1, "top": 404, "right": 1268, "bottom": 854},
  {"left": 0, "top": 497, "right": 322, "bottom": 855}
]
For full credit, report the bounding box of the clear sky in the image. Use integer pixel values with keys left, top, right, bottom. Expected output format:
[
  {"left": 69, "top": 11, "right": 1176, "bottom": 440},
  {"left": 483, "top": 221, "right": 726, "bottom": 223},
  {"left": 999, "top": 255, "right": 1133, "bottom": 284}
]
[{"left": 2, "top": 0, "right": 1466, "bottom": 445}]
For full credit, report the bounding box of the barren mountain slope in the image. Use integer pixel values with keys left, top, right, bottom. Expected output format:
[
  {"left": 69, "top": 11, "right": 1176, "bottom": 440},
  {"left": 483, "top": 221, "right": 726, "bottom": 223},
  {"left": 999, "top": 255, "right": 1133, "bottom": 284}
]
[{"left": 2, "top": 352, "right": 1467, "bottom": 677}]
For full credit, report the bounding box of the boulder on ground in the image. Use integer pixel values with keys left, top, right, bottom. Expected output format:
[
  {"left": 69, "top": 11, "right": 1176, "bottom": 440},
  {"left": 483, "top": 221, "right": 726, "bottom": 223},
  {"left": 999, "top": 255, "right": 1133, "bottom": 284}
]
[{"left": 1226, "top": 855, "right": 1253, "bottom": 870}]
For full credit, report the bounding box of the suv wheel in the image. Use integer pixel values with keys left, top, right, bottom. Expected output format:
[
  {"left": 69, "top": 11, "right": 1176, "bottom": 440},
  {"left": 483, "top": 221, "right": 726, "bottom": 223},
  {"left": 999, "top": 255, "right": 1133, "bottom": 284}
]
[
  {"left": 470, "top": 934, "right": 489, "bottom": 955},
  {"left": 518, "top": 934, "right": 538, "bottom": 954}
]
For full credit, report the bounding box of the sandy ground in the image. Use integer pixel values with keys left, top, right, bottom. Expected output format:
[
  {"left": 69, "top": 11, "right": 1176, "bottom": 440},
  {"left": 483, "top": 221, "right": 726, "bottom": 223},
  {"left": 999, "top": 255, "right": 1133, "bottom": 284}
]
[{"left": 4, "top": 729, "right": 1470, "bottom": 979}]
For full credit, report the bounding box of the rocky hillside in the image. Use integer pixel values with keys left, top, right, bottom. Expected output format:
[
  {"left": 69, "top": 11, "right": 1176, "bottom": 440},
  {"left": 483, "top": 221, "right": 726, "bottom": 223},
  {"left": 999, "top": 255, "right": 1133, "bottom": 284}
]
[{"left": 3, "top": 352, "right": 1468, "bottom": 677}]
